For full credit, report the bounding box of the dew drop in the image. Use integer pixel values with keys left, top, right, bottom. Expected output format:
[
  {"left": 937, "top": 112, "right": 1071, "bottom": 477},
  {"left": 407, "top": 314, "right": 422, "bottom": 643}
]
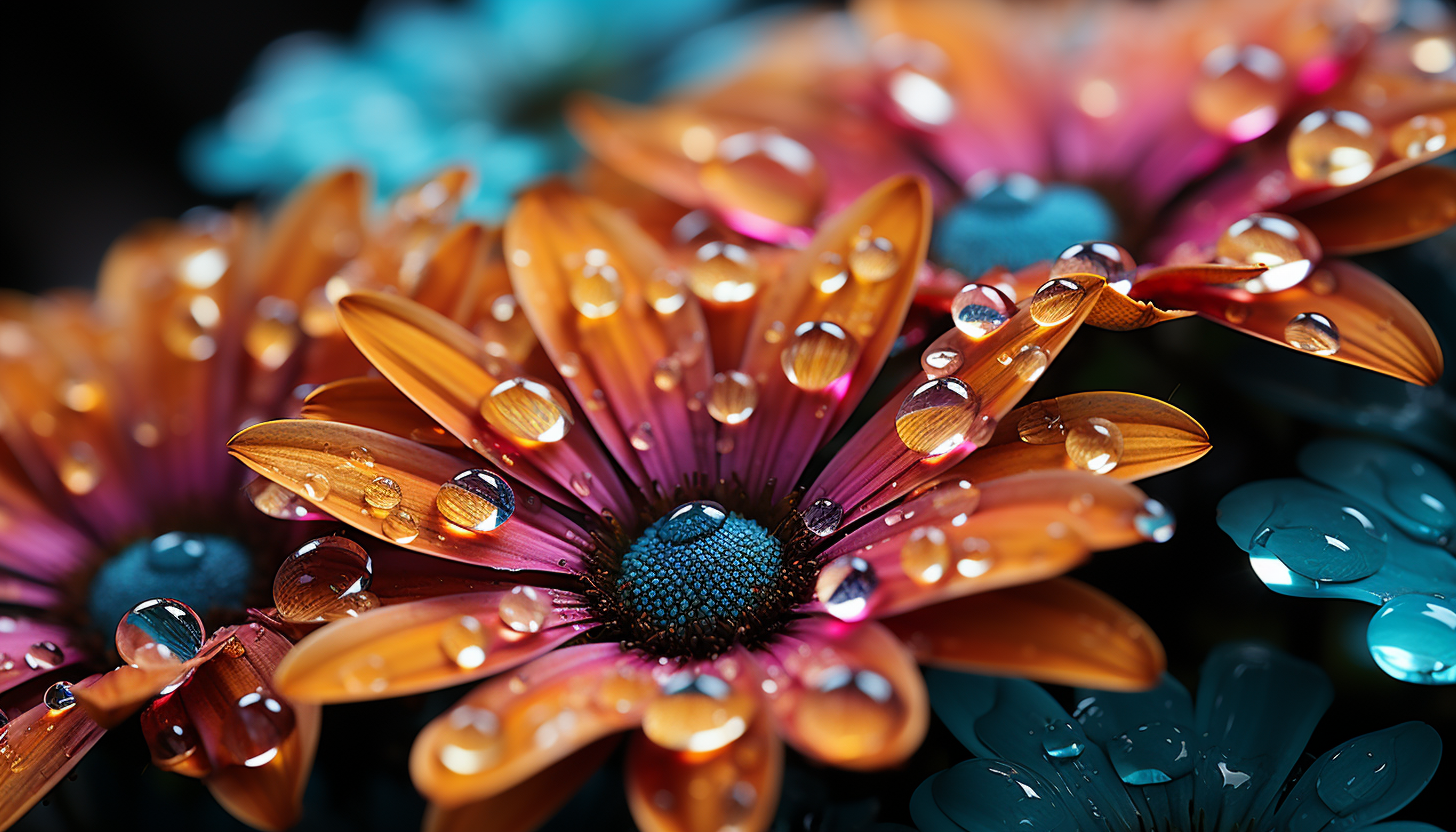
[
  {"left": 348, "top": 447, "right": 375, "bottom": 468},
  {"left": 570, "top": 471, "right": 593, "bottom": 498},
  {"left": 1065, "top": 417, "right": 1123, "bottom": 474},
  {"left": 437, "top": 707, "right": 503, "bottom": 774},
  {"left": 1368, "top": 595, "right": 1456, "bottom": 684},
  {"left": 302, "top": 472, "right": 331, "bottom": 501},
  {"left": 273, "top": 535, "right": 374, "bottom": 623},
  {"left": 781, "top": 322, "right": 859, "bottom": 391},
  {"left": 817, "top": 555, "right": 878, "bottom": 622},
  {"left": 480, "top": 377, "right": 574, "bottom": 443},
  {"left": 1284, "top": 312, "right": 1340, "bottom": 355},
  {"left": 812, "top": 251, "right": 849, "bottom": 293},
  {"left": 1390, "top": 112, "right": 1449, "bottom": 159},
  {"left": 440, "top": 616, "right": 489, "bottom": 670},
  {"left": 653, "top": 357, "right": 682, "bottom": 391},
  {"left": 793, "top": 666, "right": 901, "bottom": 762},
  {"left": 1190, "top": 44, "right": 1286, "bottom": 140},
  {"left": 895, "top": 377, "right": 981, "bottom": 456},
  {"left": 1135, "top": 499, "right": 1176, "bottom": 543},
  {"left": 224, "top": 687, "right": 295, "bottom": 767},
  {"left": 1108, "top": 723, "right": 1195, "bottom": 785},
  {"left": 247, "top": 479, "right": 324, "bottom": 520},
  {"left": 707, "top": 371, "right": 758, "bottom": 425},
  {"left": 849, "top": 232, "right": 900, "bottom": 282},
  {"left": 1006, "top": 345, "right": 1050, "bottom": 382},
  {"left": 436, "top": 469, "right": 515, "bottom": 532},
  {"left": 243, "top": 298, "right": 301, "bottom": 370},
  {"left": 569, "top": 257, "right": 623, "bottom": 319},
  {"left": 1216, "top": 213, "right": 1320, "bottom": 292},
  {"left": 801, "top": 499, "right": 844, "bottom": 537},
  {"left": 116, "top": 598, "right": 205, "bottom": 667},
  {"left": 1028, "top": 278, "right": 1087, "bottom": 326},
  {"left": 658, "top": 501, "right": 727, "bottom": 545},
  {"left": 645, "top": 273, "right": 688, "bottom": 314},
  {"left": 951, "top": 284, "right": 1016, "bottom": 339},
  {"left": 641, "top": 672, "right": 753, "bottom": 753},
  {"left": 1042, "top": 720, "right": 1086, "bottom": 758},
  {"left": 24, "top": 642, "right": 63, "bottom": 671},
  {"left": 688, "top": 241, "right": 758, "bottom": 303},
  {"left": 383, "top": 509, "right": 420, "bottom": 544},
  {"left": 58, "top": 443, "right": 102, "bottom": 496},
  {"left": 163, "top": 294, "right": 220, "bottom": 361},
  {"left": 498, "top": 586, "right": 549, "bottom": 634},
  {"left": 901, "top": 526, "right": 950, "bottom": 585},
  {"left": 1288, "top": 109, "right": 1383, "bottom": 186},
  {"left": 1017, "top": 401, "right": 1066, "bottom": 445},
  {"left": 922, "top": 347, "right": 962, "bottom": 377},
  {"left": 698, "top": 130, "right": 822, "bottom": 227},
  {"left": 363, "top": 476, "right": 403, "bottom": 511},
  {"left": 1051, "top": 242, "right": 1137, "bottom": 294},
  {"left": 43, "top": 682, "right": 75, "bottom": 712}
]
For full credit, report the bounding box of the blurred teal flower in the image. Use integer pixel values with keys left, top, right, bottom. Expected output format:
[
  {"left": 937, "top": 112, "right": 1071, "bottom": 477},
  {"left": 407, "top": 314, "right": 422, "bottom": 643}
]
[
  {"left": 1219, "top": 440, "right": 1456, "bottom": 684},
  {"left": 915, "top": 643, "right": 1444, "bottom": 832}
]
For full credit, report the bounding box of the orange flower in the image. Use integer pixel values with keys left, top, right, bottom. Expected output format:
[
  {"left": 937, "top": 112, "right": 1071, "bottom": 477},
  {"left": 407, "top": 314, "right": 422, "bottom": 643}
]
[{"left": 233, "top": 174, "right": 1212, "bottom": 832}]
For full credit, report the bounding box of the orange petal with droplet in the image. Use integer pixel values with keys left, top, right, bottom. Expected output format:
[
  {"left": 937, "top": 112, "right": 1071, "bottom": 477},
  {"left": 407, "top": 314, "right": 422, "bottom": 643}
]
[
  {"left": 937, "top": 393, "right": 1210, "bottom": 484},
  {"left": 228, "top": 419, "right": 588, "bottom": 573},
  {"left": 0, "top": 675, "right": 106, "bottom": 830},
  {"left": 274, "top": 590, "right": 589, "bottom": 703},
  {"left": 412, "top": 643, "right": 657, "bottom": 808},
  {"left": 881, "top": 577, "right": 1165, "bottom": 691},
  {"left": 204, "top": 701, "right": 320, "bottom": 832},
  {"left": 302, "top": 376, "right": 464, "bottom": 450},
  {"left": 424, "top": 737, "right": 619, "bottom": 832},
  {"left": 73, "top": 632, "right": 235, "bottom": 728},
  {"left": 1293, "top": 164, "right": 1456, "bottom": 255},
  {"left": 409, "top": 223, "right": 542, "bottom": 366},
  {"left": 627, "top": 714, "right": 782, "bottom": 832}
]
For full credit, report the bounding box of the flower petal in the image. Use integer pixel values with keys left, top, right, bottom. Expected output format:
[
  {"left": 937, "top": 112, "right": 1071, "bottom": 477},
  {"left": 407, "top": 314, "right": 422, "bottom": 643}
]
[
  {"left": 822, "top": 470, "right": 1166, "bottom": 618},
  {"left": 881, "top": 577, "right": 1165, "bottom": 691},
  {"left": 722, "top": 175, "right": 931, "bottom": 499},
  {"left": 0, "top": 675, "right": 106, "bottom": 830},
  {"left": 423, "top": 737, "right": 619, "bottom": 832},
  {"left": 934, "top": 393, "right": 1211, "bottom": 484},
  {"left": 412, "top": 643, "right": 657, "bottom": 807},
  {"left": 301, "top": 376, "right": 465, "bottom": 450},
  {"left": 228, "top": 419, "right": 588, "bottom": 573},
  {"left": 762, "top": 617, "right": 928, "bottom": 770},
  {"left": 0, "top": 619, "right": 89, "bottom": 697},
  {"left": 204, "top": 701, "right": 320, "bottom": 832},
  {"left": 274, "top": 589, "right": 591, "bottom": 703},
  {"left": 1292, "top": 164, "right": 1456, "bottom": 255},
  {"left": 73, "top": 631, "right": 234, "bottom": 728},
  {"left": 336, "top": 290, "right": 633, "bottom": 515},
  {"left": 1135, "top": 258, "right": 1443, "bottom": 385},
  {"left": 626, "top": 713, "right": 783, "bottom": 832}
]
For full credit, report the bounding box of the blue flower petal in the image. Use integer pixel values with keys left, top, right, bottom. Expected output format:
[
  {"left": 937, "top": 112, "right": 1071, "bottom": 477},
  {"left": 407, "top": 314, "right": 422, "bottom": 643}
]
[
  {"left": 927, "top": 760, "right": 1081, "bottom": 832},
  {"left": 1271, "top": 722, "right": 1442, "bottom": 831},
  {"left": 1298, "top": 439, "right": 1456, "bottom": 545}
]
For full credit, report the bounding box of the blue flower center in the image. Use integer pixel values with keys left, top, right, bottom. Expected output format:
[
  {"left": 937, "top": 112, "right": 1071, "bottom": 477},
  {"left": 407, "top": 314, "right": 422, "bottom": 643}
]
[
  {"left": 616, "top": 501, "right": 784, "bottom": 631},
  {"left": 88, "top": 532, "right": 252, "bottom": 639},
  {"left": 931, "top": 176, "right": 1119, "bottom": 276}
]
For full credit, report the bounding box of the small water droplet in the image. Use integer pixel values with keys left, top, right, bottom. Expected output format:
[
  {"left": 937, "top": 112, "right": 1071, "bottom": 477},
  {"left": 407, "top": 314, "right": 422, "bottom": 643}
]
[
  {"left": 557, "top": 352, "right": 582, "bottom": 378},
  {"left": 1109, "top": 723, "right": 1195, "bottom": 785},
  {"left": 437, "top": 706, "right": 502, "bottom": 774},
  {"left": 43, "top": 682, "right": 75, "bottom": 712},
  {"left": 302, "top": 472, "right": 331, "bottom": 501},
  {"left": 1390, "top": 112, "right": 1449, "bottom": 159},
  {"left": 812, "top": 251, "right": 848, "bottom": 293},
  {"left": 481, "top": 377, "right": 574, "bottom": 443},
  {"left": 383, "top": 509, "right": 420, "bottom": 544},
  {"left": 707, "top": 371, "right": 758, "bottom": 425},
  {"left": 895, "top": 377, "right": 981, "bottom": 456},
  {"left": 1284, "top": 312, "right": 1341, "bottom": 355},
  {"left": 570, "top": 471, "right": 593, "bottom": 498},
  {"left": 440, "top": 616, "right": 489, "bottom": 670},
  {"left": 1135, "top": 499, "right": 1176, "bottom": 543},
  {"left": 901, "top": 526, "right": 950, "bottom": 585},
  {"left": 25, "top": 642, "right": 63, "bottom": 671},
  {"left": 801, "top": 498, "right": 843, "bottom": 537},
  {"left": 348, "top": 447, "right": 375, "bottom": 468},
  {"left": 436, "top": 469, "right": 515, "bottom": 532},
  {"left": 688, "top": 241, "right": 758, "bottom": 303},
  {"left": 569, "top": 256, "right": 623, "bottom": 319},
  {"left": 364, "top": 476, "right": 403, "bottom": 511},
  {"left": 658, "top": 501, "right": 727, "bottom": 545},
  {"left": 116, "top": 598, "right": 205, "bottom": 667},
  {"left": 951, "top": 284, "right": 1016, "bottom": 339},
  {"left": 1065, "top": 417, "right": 1123, "bottom": 474},
  {"left": 499, "top": 586, "right": 550, "bottom": 633},
  {"left": 781, "top": 321, "right": 858, "bottom": 391},
  {"left": 1028, "top": 279, "right": 1087, "bottom": 326},
  {"left": 922, "top": 347, "right": 962, "bottom": 377},
  {"left": 849, "top": 232, "right": 900, "bottom": 282},
  {"left": 646, "top": 273, "right": 688, "bottom": 314},
  {"left": 641, "top": 671, "right": 752, "bottom": 752},
  {"left": 817, "top": 555, "right": 878, "bottom": 622},
  {"left": 224, "top": 687, "right": 295, "bottom": 767},
  {"left": 244, "top": 298, "right": 301, "bottom": 369},
  {"left": 653, "top": 357, "right": 682, "bottom": 391},
  {"left": 1288, "top": 108, "right": 1383, "bottom": 186},
  {"left": 59, "top": 443, "right": 102, "bottom": 495},
  {"left": 1006, "top": 345, "right": 1050, "bottom": 382},
  {"left": 1042, "top": 720, "right": 1086, "bottom": 758},
  {"left": 273, "top": 535, "right": 374, "bottom": 622}
]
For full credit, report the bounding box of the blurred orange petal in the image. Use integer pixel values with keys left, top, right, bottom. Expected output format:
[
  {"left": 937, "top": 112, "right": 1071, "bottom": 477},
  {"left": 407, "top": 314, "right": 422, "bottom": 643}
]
[
  {"left": 1293, "top": 164, "right": 1456, "bottom": 255},
  {"left": 626, "top": 714, "right": 782, "bottom": 832},
  {"left": 424, "top": 737, "right": 619, "bottom": 832},
  {"left": 302, "top": 376, "right": 465, "bottom": 450}
]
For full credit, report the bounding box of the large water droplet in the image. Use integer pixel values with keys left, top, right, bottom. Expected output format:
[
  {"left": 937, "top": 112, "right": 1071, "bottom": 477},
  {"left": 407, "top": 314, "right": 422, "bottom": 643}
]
[
  {"left": 363, "top": 476, "right": 403, "bottom": 511},
  {"left": 498, "top": 586, "right": 549, "bottom": 634},
  {"left": 951, "top": 284, "right": 1016, "bottom": 339},
  {"left": 849, "top": 231, "right": 900, "bottom": 282},
  {"left": 1028, "top": 279, "right": 1087, "bottom": 326},
  {"left": 1252, "top": 497, "right": 1385, "bottom": 581},
  {"left": 1284, "top": 312, "right": 1340, "bottom": 355},
  {"left": 1288, "top": 109, "right": 1383, "bottom": 187},
  {"left": 646, "top": 273, "right": 688, "bottom": 314},
  {"left": 569, "top": 255, "right": 623, "bottom": 319},
  {"left": 817, "top": 555, "right": 878, "bottom": 622},
  {"left": 1041, "top": 720, "right": 1086, "bottom": 759},
  {"left": 688, "top": 241, "right": 758, "bottom": 303},
  {"left": 658, "top": 501, "right": 728, "bottom": 545},
  {"left": 922, "top": 347, "right": 963, "bottom": 377},
  {"left": 795, "top": 665, "right": 900, "bottom": 762},
  {"left": 1190, "top": 44, "right": 1286, "bottom": 140},
  {"left": 302, "top": 472, "right": 331, "bottom": 501},
  {"left": 781, "top": 321, "right": 858, "bottom": 391},
  {"left": 901, "top": 526, "right": 950, "bottom": 585},
  {"left": 481, "top": 377, "right": 574, "bottom": 443},
  {"left": 1065, "top": 417, "right": 1123, "bottom": 474},
  {"left": 1216, "top": 213, "right": 1320, "bottom": 292},
  {"left": 383, "top": 509, "right": 420, "bottom": 544},
  {"left": 224, "top": 687, "right": 296, "bottom": 768},
  {"left": 802, "top": 498, "right": 843, "bottom": 537},
  {"left": 707, "top": 371, "right": 758, "bottom": 425},
  {"left": 1390, "top": 112, "right": 1449, "bottom": 159},
  {"left": 1004, "top": 345, "right": 1050, "bottom": 383},
  {"left": 1108, "top": 723, "right": 1195, "bottom": 785},
  {"left": 698, "top": 130, "right": 822, "bottom": 227},
  {"left": 1050, "top": 242, "right": 1137, "bottom": 294},
  {"left": 24, "top": 642, "right": 63, "bottom": 671},
  {"left": 641, "top": 672, "right": 753, "bottom": 753},
  {"left": 895, "top": 377, "right": 981, "bottom": 456},
  {"left": 116, "top": 598, "right": 205, "bottom": 667},
  {"left": 1368, "top": 595, "right": 1456, "bottom": 684},
  {"left": 437, "top": 706, "right": 502, "bottom": 774},
  {"left": 273, "top": 535, "right": 375, "bottom": 623},
  {"left": 248, "top": 479, "right": 326, "bottom": 520},
  {"left": 440, "top": 615, "right": 489, "bottom": 670},
  {"left": 43, "top": 681, "right": 75, "bottom": 712},
  {"left": 436, "top": 469, "right": 515, "bottom": 532}
]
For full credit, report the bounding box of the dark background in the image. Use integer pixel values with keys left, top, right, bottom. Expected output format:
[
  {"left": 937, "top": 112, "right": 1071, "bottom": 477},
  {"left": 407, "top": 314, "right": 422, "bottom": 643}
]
[{"left": 3, "top": 1, "right": 1453, "bottom": 830}]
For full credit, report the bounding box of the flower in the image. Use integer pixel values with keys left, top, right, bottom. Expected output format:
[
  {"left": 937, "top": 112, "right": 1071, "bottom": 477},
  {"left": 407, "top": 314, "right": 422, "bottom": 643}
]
[
  {"left": 229, "top": 172, "right": 1211, "bottom": 830},
  {"left": 568, "top": 0, "right": 1452, "bottom": 385},
  {"left": 0, "top": 166, "right": 498, "bottom": 829},
  {"left": 911, "top": 642, "right": 1444, "bottom": 832},
  {"left": 1219, "top": 438, "right": 1456, "bottom": 684}
]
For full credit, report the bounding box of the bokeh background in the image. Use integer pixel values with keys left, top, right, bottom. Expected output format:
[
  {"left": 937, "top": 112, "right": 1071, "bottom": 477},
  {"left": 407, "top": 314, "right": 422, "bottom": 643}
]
[{"left": 3, "top": 1, "right": 1453, "bottom": 829}]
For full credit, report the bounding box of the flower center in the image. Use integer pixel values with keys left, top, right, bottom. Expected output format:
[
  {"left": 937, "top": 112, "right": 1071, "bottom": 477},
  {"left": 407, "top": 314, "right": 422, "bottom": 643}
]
[{"left": 88, "top": 532, "right": 251, "bottom": 640}]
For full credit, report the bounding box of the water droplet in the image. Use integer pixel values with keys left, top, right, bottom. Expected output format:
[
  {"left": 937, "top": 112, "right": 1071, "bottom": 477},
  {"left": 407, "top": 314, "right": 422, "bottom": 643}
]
[
  {"left": 437, "top": 706, "right": 502, "bottom": 774},
  {"left": 1315, "top": 730, "right": 1401, "bottom": 815},
  {"left": 348, "top": 447, "right": 375, "bottom": 468},
  {"left": 224, "top": 687, "right": 295, "bottom": 767},
  {"left": 570, "top": 471, "right": 593, "bottom": 498},
  {"left": 1051, "top": 242, "right": 1137, "bottom": 294},
  {"left": 653, "top": 357, "right": 682, "bottom": 391},
  {"left": 43, "top": 682, "right": 75, "bottom": 711},
  {"left": 481, "top": 377, "right": 574, "bottom": 443},
  {"left": 1368, "top": 595, "right": 1456, "bottom": 684},
  {"left": 302, "top": 472, "right": 330, "bottom": 501},
  {"left": 59, "top": 379, "right": 102, "bottom": 412},
  {"left": 363, "top": 476, "right": 402, "bottom": 511},
  {"left": 116, "top": 598, "right": 205, "bottom": 667},
  {"left": 951, "top": 284, "right": 1016, "bottom": 339},
  {"left": 901, "top": 526, "right": 950, "bottom": 585},
  {"left": 383, "top": 509, "right": 420, "bottom": 544},
  {"left": 1284, "top": 312, "right": 1340, "bottom": 355},
  {"left": 1288, "top": 109, "right": 1383, "bottom": 186},
  {"left": 1135, "top": 499, "right": 1176, "bottom": 543},
  {"left": 163, "top": 294, "right": 220, "bottom": 361},
  {"left": 646, "top": 273, "right": 688, "bottom": 314},
  {"left": 658, "top": 501, "right": 727, "bottom": 545},
  {"left": 817, "top": 555, "right": 878, "bottom": 622},
  {"left": 1108, "top": 723, "right": 1195, "bottom": 785},
  {"left": 1028, "top": 278, "right": 1088, "bottom": 326},
  {"left": 1216, "top": 213, "right": 1320, "bottom": 292},
  {"left": 436, "top": 469, "right": 515, "bottom": 532},
  {"left": 689, "top": 241, "right": 758, "bottom": 303},
  {"left": 812, "top": 251, "right": 849, "bottom": 293},
  {"left": 498, "top": 586, "right": 549, "bottom": 634},
  {"left": 849, "top": 233, "right": 900, "bottom": 282},
  {"left": 25, "top": 642, "right": 63, "bottom": 671},
  {"left": 244, "top": 298, "right": 301, "bottom": 369},
  {"left": 1065, "top": 417, "right": 1123, "bottom": 474},
  {"left": 896, "top": 377, "right": 981, "bottom": 456},
  {"left": 802, "top": 499, "right": 843, "bottom": 537},
  {"left": 642, "top": 672, "right": 753, "bottom": 752},
  {"left": 1017, "top": 401, "right": 1066, "bottom": 445},
  {"left": 763, "top": 321, "right": 786, "bottom": 343},
  {"left": 781, "top": 321, "right": 858, "bottom": 391},
  {"left": 793, "top": 666, "right": 901, "bottom": 762},
  {"left": 440, "top": 616, "right": 489, "bottom": 670},
  {"left": 247, "top": 479, "right": 324, "bottom": 520},
  {"left": 338, "top": 654, "right": 388, "bottom": 695},
  {"left": 569, "top": 257, "right": 623, "bottom": 319},
  {"left": 557, "top": 352, "right": 582, "bottom": 378},
  {"left": 1006, "top": 345, "right": 1050, "bottom": 383},
  {"left": 1391, "top": 112, "right": 1449, "bottom": 159},
  {"left": 922, "top": 347, "right": 962, "bottom": 377},
  {"left": 273, "top": 535, "right": 374, "bottom": 623},
  {"left": 58, "top": 443, "right": 102, "bottom": 495},
  {"left": 1190, "top": 44, "right": 1286, "bottom": 140},
  {"left": 1042, "top": 720, "right": 1086, "bottom": 758},
  {"left": 698, "top": 130, "right": 823, "bottom": 227},
  {"left": 1254, "top": 496, "right": 1388, "bottom": 582},
  {"left": 707, "top": 371, "right": 758, "bottom": 425}
]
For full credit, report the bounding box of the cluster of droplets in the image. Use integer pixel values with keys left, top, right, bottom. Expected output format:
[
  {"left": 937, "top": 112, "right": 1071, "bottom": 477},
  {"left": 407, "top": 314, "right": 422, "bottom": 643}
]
[
  {"left": 1017, "top": 401, "right": 1127, "bottom": 475},
  {"left": 1211, "top": 211, "right": 1343, "bottom": 356}
]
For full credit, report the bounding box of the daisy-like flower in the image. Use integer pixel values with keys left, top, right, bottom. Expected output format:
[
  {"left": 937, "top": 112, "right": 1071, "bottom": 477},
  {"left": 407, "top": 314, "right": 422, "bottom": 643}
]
[
  {"left": 0, "top": 166, "right": 504, "bottom": 830},
  {"left": 568, "top": 0, "right": 1450, "bottom": 386},
  {"left": 1219, "top": 438, "right": 1456, "bottom": 684},
  {"left": 229, "top": 173, "right": 1211, "bottom": 831},
  {"left": 912, "top": 642, "right": 1443, "bottom": 832}
]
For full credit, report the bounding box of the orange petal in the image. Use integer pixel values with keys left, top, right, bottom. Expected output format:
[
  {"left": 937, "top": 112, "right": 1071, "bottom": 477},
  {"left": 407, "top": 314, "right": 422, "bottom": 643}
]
[
  {"left": 626, "top": 714, "right": 782, "bottom": 832},
  {"left": 336, "top": 290, "right": 633, "bottom": 514},
  {"left": 881, "top": 577, "right": 1165, "bottom": 691},
  {"left": 274, "top": 590, "right": 590, "bottom": 703},
  {"left": 412, "top": 643, "right": 657, "bottom": 808},
  {"left": 73, "top": 634, "right": 231, "bottom": 728},
  {"left": 204, "top": 701, "right": 320, "bottom": 832},
  {"left": 763, "top": 618, "right": 928, "bottom": 770},
  {"left": 1084, "top": 291, "right": 1194, "bottom": 331},
  {"left": 1293, "top": 164, "right": 1456, "bottom": 255},
  {"left": 722, "top": 175, "right": 931, "bottom": 499},
  {"left": 0, "top": 675, "right": 106, "bottom": 830},
  {"left": 424, "top": 737, "right": 619, "bottom": 832},
  {"left": 254, "top": 169, "right": 369, "bottom": 303},
  {"left": 810, "top": 273, "right": 1108, "bottom": 522},
  {"left": 934, "top": 392, "right": 1211, "bottom": 484},
  {"left": 228, "top": 419, "right": 589, "bottom": 573},
  {"left": 302, "top": 376, "right": 464, "bottom": 450},
  {"left": 1139, "top": 258, "right": 1444, "bottom": 385},
  {"left": 822, "top": 470, "right": 1166, "bottom": 618},
  {"left": 409, "top": 223, "right": 541, "bottom": 367}
]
